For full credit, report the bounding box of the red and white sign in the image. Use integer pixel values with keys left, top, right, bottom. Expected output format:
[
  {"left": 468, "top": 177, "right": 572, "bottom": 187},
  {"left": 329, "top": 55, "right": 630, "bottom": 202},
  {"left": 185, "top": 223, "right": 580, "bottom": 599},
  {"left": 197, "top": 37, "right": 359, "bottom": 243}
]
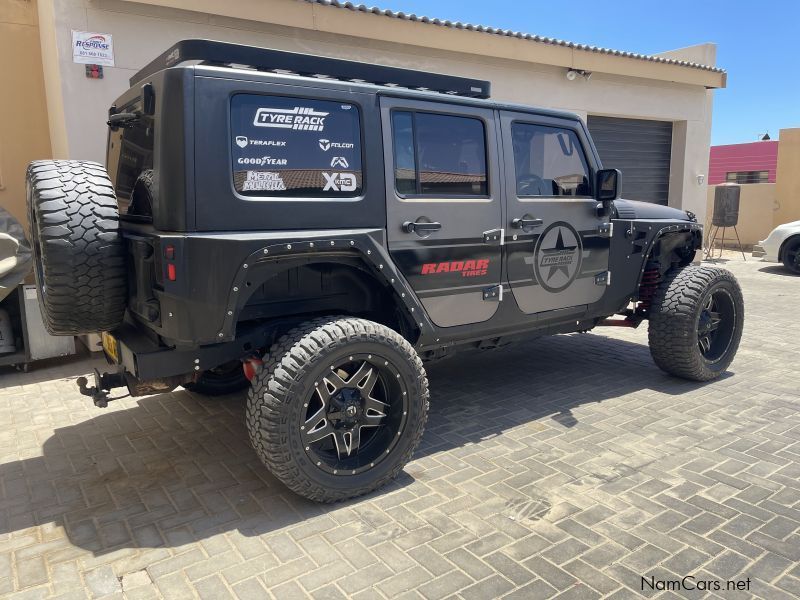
[{"left": 72, "top": 31, "right": 114, "bottom": 66}]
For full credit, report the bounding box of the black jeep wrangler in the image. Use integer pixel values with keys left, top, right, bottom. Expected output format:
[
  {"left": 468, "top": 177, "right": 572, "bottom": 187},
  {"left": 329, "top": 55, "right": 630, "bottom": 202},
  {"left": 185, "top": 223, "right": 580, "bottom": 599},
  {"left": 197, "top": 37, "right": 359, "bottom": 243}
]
[{"left": 26, "top": 40, "right": 743, "bottom": 502}]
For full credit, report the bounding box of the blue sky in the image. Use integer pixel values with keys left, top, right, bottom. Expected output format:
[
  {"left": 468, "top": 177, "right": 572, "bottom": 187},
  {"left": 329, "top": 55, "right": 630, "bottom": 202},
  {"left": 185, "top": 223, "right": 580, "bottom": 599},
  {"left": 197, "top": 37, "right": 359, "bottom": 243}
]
[{"left": 373, "top": 0, "right": 800, "bottom": 145}]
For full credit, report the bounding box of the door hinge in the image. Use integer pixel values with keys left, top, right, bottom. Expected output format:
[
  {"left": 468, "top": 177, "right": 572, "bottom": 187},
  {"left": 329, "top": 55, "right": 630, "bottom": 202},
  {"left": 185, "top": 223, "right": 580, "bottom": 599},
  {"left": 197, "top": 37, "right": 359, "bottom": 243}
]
[
  {"left": 595, "top": 271, "right": 611, "bottom": 286},
  {"left": 596, "top": 222, "right": 613, "bottom": 238},
  {"left": 482, "top": 284, "right": 503, "bottom": 301},
  {"left": 483, "top": 228, "right": 504, "bottom": 246}
]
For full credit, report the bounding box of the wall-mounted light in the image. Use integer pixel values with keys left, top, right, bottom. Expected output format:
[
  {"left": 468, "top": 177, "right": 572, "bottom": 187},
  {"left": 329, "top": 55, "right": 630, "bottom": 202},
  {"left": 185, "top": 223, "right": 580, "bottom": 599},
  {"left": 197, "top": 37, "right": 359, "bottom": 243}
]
[
  {"left": 566, "top": 69, "right": 592, "bottom": 81},
  {"left": 696, "top": 174, "right": 705, "bottom": 185}
]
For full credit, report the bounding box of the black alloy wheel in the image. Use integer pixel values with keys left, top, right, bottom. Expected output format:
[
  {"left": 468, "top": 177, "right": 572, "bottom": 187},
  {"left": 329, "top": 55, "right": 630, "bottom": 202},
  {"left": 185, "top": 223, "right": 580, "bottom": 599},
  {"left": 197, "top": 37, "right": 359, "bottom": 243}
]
[
  {"left": 696, "top": 289, "right": 737, "bottom": 363},
  {"left": 649, "top": 265, "right": 744, "bottom": 381},
  {"left": 302, "top": 354, "right": 408, "bottom": 476},
  {"left": 246, "top": 316, "right": 428, "bottom": 502},
  {"left": 782, "top": 238, "right": 800, "bottom": 274}
]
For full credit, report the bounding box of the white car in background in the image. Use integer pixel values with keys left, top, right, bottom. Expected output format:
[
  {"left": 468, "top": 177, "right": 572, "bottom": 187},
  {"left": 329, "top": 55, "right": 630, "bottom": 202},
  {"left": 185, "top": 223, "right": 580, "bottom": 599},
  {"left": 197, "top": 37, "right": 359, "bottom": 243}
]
[{"left": 753, "top": 220, "right": 800, "bottom": 274}]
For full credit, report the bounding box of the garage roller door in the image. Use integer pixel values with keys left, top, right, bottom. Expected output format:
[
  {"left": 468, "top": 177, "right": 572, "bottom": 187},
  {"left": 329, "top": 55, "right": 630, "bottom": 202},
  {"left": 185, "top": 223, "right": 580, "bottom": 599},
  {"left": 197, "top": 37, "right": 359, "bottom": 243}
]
[{"left": 587, "top": 116, "right": 673, "bottom": 205}]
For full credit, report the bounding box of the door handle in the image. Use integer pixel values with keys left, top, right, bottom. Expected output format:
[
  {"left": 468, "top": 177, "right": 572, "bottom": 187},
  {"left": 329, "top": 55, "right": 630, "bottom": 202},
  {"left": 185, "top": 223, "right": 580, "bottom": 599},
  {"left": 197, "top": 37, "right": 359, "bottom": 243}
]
[
  {"left": 403, "top": 220, "right": 442, "bottom": 234},
  {"left": 511, "top": 217, "right": 543, "bottom": 229}
]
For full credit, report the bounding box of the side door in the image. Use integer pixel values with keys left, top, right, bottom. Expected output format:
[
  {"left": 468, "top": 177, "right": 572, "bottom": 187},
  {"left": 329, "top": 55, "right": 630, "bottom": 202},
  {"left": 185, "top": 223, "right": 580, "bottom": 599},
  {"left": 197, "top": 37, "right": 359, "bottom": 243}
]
[
  {"left": 501, "top": 112, "right": 610, "bottom": 316},
  {"left": 380, "top": 97, "right": 503, "bottom": 328}
]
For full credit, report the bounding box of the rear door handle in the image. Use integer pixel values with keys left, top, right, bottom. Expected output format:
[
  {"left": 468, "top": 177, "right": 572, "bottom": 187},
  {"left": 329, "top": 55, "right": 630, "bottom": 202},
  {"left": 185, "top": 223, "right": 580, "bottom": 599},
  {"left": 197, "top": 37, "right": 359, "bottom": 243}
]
[
  {"left": 511, "top": 217, "right": 543, "bottom": 229},
  {"left": 403, "top": 220, "right": 442, "bottom": 234}
]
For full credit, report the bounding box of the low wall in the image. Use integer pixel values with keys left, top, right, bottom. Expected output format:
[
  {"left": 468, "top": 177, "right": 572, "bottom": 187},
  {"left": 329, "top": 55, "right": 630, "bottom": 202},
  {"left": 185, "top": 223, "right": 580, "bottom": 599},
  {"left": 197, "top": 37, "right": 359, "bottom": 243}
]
[{"left": 705, "top": 183, "right": 777, "bottom": 248}]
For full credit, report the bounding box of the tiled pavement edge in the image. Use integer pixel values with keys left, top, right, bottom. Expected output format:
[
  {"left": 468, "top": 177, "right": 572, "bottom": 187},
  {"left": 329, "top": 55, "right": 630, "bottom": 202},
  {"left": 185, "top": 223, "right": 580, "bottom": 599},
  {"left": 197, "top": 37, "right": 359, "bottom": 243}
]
[{"left": 0, "top": 256, "right": 798, "bottom": 599}]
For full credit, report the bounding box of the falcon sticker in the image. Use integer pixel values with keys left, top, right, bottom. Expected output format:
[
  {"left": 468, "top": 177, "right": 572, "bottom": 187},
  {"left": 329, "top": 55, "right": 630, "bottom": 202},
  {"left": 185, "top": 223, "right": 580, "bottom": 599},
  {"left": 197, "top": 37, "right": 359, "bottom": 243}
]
[{"left": 533, "top": 222, "right": 582, "bottom": 293}]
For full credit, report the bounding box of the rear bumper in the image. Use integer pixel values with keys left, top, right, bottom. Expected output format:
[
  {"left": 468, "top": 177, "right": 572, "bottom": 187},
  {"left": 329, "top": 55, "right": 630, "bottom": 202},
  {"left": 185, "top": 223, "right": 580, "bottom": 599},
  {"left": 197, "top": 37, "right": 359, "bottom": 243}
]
[
  {"left": 752, "top": 244, "right": 766, "bottom": 258},
  {"left": 106, "top": 321, "right": 273, "bottom": 381}
]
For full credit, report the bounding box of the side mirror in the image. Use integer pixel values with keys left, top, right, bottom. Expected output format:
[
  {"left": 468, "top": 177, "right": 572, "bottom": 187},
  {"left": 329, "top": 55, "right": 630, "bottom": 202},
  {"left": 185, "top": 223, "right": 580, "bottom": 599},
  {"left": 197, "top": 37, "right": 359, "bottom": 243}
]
[{"left": 595, "top": 168, "right": 621, "bottom": 202}]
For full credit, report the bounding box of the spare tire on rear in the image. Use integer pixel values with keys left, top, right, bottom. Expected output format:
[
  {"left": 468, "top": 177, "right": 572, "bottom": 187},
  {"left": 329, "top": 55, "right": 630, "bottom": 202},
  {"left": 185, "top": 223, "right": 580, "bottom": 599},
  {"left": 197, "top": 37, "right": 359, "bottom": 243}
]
[{"left": 26, "top": 160, "right": 127, "bottom": 335}]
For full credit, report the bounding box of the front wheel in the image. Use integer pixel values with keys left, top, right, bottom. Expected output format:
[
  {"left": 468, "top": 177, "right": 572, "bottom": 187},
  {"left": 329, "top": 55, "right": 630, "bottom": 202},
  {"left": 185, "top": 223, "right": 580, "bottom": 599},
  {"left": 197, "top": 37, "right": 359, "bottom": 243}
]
[
  {"left": 246, "top": 317, "right": 429, "bottom": 502},
  {"left": 648, "top": 265, "right": 744, "bottom": 381}
]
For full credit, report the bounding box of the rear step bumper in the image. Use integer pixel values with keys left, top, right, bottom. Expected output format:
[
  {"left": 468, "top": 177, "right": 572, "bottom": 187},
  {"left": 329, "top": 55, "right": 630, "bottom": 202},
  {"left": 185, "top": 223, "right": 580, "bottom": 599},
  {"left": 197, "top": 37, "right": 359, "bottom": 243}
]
[{"left": 80, "top": 321, "right": 274, "bottom": 406}]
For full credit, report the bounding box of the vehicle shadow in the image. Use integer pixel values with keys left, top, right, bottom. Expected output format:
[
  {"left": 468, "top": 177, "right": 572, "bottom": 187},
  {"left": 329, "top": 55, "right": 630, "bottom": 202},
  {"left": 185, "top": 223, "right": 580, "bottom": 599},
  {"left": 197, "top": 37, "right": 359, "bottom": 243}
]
[
  {"left": 0, "top": 331, "right": 724, "bottom": 555},
  {"left": 758, "top": 265, "right": 799, "bottom": 277}
]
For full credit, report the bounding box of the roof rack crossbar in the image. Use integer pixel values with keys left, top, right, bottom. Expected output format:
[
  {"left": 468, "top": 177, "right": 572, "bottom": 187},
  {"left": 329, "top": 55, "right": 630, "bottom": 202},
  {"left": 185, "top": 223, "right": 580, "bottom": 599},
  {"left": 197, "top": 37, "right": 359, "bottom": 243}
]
[{"left": 131, "top": 39, "right": 491, "bottom": 99}]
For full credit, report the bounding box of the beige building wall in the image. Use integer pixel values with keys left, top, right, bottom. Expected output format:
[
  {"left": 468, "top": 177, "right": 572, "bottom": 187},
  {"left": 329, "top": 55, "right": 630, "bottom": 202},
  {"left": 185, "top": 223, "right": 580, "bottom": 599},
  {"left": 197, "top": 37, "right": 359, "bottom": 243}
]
[
  {"left": 0, "top": 0, "right": 52, "bottom": 228},
  {"left": 34, "top": 0, "right": 721, "bottom": 222},
  {"left": 705, "top": 184, "right": 777, "bottom": 248},
  {"left": 705, "top": 127, "right": 800, "bottom": 249},
  {"left": 774, "top": 128, "right": 800, "bottom": 226}
]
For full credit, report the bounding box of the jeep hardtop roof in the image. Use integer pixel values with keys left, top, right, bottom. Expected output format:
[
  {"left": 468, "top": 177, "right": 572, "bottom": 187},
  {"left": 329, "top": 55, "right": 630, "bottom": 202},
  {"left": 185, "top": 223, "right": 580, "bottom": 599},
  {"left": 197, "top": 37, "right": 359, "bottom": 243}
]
[{"left": 132, "top": 39, "right": 582, "bottom": 123}]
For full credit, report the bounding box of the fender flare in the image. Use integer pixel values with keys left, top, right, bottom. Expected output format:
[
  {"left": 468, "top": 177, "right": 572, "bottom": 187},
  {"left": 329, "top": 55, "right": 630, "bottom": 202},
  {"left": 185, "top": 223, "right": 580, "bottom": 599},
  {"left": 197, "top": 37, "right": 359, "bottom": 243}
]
[
  {"left": 630, "top": 221, "right": 704, "bottom": 290},
  {"left": 215, "top": 232, "right": 436, "bottom": 347}
]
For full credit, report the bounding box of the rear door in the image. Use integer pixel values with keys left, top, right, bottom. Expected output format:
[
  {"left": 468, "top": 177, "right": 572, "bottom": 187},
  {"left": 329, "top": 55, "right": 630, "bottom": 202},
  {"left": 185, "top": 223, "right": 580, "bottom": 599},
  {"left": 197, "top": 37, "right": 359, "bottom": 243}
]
[
  {"left": 380, "top": 97, "right": 503, "bottom": 327},
  {"left": 501, "top": 112, "right": 610, "bottom": 316}
]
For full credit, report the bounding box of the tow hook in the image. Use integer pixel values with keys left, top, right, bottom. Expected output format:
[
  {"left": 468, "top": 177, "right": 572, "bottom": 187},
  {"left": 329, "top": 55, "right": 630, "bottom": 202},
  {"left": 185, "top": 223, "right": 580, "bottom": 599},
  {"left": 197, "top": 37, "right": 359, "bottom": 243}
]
[{"left": 76, "top": 369, "right": 127, "bottom": 408}]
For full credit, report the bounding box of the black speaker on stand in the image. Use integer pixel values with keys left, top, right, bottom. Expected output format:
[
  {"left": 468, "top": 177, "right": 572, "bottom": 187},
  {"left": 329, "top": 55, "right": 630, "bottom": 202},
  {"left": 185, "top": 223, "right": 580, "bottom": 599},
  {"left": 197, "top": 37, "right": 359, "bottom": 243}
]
[{"left": 705, "top": 184, "right": 747, "bottom": 261}]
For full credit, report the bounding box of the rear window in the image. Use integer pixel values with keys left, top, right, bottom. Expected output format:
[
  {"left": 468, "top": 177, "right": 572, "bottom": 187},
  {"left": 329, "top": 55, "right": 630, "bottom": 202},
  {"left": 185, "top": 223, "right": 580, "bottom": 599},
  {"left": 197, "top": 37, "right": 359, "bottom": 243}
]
[
  {"left": 391, "top": 110, "right": 488, "bottom": 197},
  {"left": 230, "top": 94, "right": 362, "bottom": 198}
]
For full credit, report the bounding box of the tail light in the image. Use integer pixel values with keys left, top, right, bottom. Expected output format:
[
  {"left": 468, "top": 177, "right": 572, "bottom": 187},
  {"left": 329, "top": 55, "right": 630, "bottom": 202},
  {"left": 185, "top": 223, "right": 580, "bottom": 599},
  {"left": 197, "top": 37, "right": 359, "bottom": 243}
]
[{"left": 165, "top": 244, "right": 176, "bottom": 281}]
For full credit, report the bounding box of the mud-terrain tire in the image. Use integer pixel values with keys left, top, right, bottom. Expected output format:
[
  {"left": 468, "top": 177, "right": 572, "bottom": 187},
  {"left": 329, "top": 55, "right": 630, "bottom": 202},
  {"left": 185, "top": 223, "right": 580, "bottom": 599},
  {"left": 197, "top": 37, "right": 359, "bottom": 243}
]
[
  {"left": 246, "top": 316, "right": 429, "bottom": 502},
  {"left": 648, "top": 265, "right": 744, "bottom": 381},
  {"left": 26, "top": 160, "right": 126, "bottom": 335},
  {"left": 184, "top": 361, "right": 250, "bottom": 396},
  {"left": 781, "top": 237, "right": 800, "bottom": 274}
]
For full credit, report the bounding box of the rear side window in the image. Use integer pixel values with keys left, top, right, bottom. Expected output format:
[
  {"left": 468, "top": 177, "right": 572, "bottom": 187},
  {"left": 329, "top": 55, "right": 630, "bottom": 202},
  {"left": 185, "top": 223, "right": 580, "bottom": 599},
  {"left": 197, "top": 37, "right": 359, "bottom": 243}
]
[
  {"left": 230, "top": 94, "right": 362, "bottom": 197},
  {"left": 392, "top": 111, "right": 488, "bottom": 196},
  {"left": 511, "top": 123, "right": 591, "bottom": 197}
]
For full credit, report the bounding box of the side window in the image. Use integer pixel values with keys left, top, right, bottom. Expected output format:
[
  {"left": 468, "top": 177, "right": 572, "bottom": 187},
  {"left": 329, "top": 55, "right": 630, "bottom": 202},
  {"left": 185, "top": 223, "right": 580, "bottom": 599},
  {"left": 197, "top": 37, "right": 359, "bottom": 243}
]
[
  {"left": 230, "top": 94, "right": 362, "bottom": 198},
  {"left": 392, "top": 110, "right": 488, "bottom": 196},
  {"left": 511, "top": 123, "right": 591, "bottom": 197}
]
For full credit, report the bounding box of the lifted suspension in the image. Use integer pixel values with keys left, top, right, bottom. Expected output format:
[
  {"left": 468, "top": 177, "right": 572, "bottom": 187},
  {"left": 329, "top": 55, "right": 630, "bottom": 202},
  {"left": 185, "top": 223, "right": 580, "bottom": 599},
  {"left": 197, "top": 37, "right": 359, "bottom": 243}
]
[
  {"left": 597, "top": 264, "right": 663, "bottom": 329},
  {"left": 637, "top": 265, "right": 662, "bottom": 316}
]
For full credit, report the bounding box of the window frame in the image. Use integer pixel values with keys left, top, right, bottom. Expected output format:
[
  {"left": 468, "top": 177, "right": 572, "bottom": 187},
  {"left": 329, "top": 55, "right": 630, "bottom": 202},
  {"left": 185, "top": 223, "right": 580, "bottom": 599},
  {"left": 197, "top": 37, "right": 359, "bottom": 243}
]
[
  {"left": 510, "top": 120, "right": 594, "bottom": 199},
  {"left": 725, "top": 170, "right": 768, "bottom": 184},
  {"left": 390, "top": 108, "right": 491, "bottom": 200},
  {"left": 229, "top": 92, "right": 367, "bottom": 201}
]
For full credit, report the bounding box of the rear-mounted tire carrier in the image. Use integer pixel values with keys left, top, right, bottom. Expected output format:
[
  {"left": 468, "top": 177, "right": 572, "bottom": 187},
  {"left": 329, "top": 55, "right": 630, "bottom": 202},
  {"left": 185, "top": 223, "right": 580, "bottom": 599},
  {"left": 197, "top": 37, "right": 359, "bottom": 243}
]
[{"left": 26, "top": 160, "right": 127, "bottom": 335}]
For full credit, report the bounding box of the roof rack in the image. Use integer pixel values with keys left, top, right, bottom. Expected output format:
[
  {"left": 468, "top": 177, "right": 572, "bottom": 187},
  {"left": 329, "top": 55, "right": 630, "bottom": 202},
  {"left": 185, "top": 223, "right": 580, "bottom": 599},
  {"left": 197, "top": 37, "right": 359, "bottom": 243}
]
[{"left": 131, "top": 39, "right": 491, "bottom": 99}]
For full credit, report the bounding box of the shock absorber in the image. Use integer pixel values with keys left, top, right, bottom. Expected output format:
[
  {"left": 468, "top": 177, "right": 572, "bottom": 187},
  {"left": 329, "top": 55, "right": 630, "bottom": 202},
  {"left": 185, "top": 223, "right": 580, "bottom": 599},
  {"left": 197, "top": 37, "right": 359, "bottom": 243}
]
[{"left": 638, "top": 266, "right": 662, "bottom": 315}]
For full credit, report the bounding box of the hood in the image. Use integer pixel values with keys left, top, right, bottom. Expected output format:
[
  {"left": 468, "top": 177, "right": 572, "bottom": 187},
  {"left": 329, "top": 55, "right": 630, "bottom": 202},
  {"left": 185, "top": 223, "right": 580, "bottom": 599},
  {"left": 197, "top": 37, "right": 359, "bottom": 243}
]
[
  {"left": 775, "top": 219, "right": 800, "bottom": 229},
  {"left": 613, "top": 199, "right": 693, "bottom": 221}
]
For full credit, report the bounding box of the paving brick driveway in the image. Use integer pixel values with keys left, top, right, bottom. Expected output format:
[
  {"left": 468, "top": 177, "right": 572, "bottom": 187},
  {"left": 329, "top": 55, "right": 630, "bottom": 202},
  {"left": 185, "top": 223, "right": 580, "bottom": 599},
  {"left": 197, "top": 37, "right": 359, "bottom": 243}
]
[{"left": 1, "top": 256, "right": 799, "bottom": 599}]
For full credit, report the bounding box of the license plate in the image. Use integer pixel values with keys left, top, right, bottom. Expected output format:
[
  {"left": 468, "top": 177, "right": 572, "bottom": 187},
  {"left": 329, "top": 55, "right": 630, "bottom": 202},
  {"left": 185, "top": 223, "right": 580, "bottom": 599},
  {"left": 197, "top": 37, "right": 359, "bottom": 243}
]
[{"left": 101, "top": 332, "right": 119, "bottom": 363}]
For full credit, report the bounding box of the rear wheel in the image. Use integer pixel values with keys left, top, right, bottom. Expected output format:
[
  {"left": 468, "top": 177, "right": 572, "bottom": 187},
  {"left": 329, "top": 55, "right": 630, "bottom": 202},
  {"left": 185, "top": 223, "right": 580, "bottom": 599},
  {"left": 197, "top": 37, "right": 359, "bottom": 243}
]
[
  {"left": 246, "top": 316, "right": 428, "bottom": 502},
  {"left": 781, "top": 237, "right": 800, "bottom": 274},
  {"left": 648, "top": 265, "right": 744, "bottom": 381},
  {"left": 26, "top": 160, "right": 126, "bottom": 335}
]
